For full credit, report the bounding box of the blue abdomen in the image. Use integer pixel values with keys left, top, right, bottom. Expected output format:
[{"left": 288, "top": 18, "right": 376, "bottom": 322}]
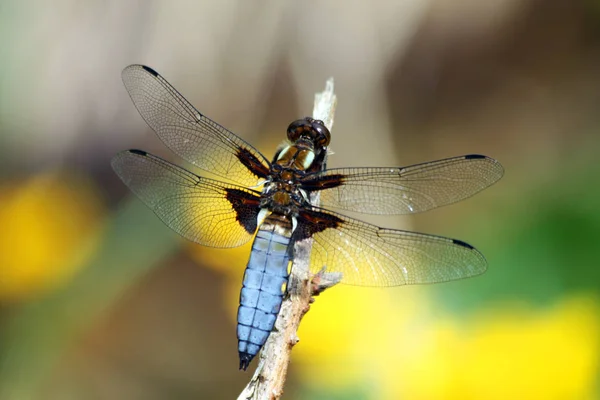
[{"left": 237, "top": 225, "right": 291, "bottom": 370}]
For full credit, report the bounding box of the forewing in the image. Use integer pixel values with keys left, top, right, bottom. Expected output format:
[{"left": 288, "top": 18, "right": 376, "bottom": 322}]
[
  {"left": 122, "top": 65, "right": 270, "bottom": 186},
  {"left": 294, "top": 208, "right": 487, "bottom": 286},
  {"left": 111, "top": 150, "right": 261, "bottom": 248},
  {"left": 301, "top": 155, "right": 503, "bottom": 214}
]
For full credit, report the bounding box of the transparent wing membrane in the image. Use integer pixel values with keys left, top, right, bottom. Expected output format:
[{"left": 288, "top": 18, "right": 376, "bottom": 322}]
[
  {"left": 304, "top": 155, "right": 503, "bottom": 214},
  {"left": 111, "top": 150, "right": 260, "bottom": 248},
  {"left": 122, "top": 65, "right": 270, "bottom": 187},
  {"left": 300, "top": 208, "right": 487, "bottom": 287},
  {"left": 115, "top": 65, "right": 503, "bottom": 289}
]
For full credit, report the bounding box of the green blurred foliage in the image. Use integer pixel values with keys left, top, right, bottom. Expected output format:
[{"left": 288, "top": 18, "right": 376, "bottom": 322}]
[{"left": 437, "top": 143, "right": 600, "bottom": 312}]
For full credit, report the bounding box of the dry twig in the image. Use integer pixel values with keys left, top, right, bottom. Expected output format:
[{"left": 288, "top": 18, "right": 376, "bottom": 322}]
[{"left": 237, "top": 79, "right": 339, "bottom": 400}]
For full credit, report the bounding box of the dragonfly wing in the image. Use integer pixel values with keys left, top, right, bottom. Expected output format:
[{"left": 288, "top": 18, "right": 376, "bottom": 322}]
[
  {"left": 112, "top": 150, "right": 261, "bottom": 248},
  {"left": 301, "top": 155, "right": 503, "bottom": 214},
  {"left": 122, "top": 65, "right": 271, "bottom": 187},
  {"left": 294, "top": 208, "right": 487, "bottom": 286}
]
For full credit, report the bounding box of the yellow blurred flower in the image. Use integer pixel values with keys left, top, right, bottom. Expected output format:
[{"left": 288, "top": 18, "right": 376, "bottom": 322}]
[
  {"left": 0, "top": 171, "right": 106, "bottom": 302},
  {"left": 187, "top": 243, "right": 253, "bottom": 314},
  {"left": 293, "top": 291, "right": 600, "bottom": 400},
  {"left": 187, "top": 242, "right": 252, "bottom": 281},
  {"left": 184, "top": 192, "right": 598, "bottom": 399}
]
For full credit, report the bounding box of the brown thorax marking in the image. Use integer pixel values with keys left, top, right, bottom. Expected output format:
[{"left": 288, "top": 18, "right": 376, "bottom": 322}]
[
  {"left": 272, "top": 191, "right": 291, "bottom": 206},
  {"left": 261, "top": 148, "right": 312, "bottom": 216},
  {"left": 275, "top": 144, "right": 315, "bottom": 171},
  {"left": 259, "top": 117, "right": 330, "bottom": 217},
  {"left": 260, "top": 171, "right": 304, "bottom": 215}
]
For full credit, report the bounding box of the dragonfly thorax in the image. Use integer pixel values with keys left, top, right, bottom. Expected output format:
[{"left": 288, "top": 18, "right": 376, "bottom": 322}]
[
  {"left": 273, "top": 118, "right": 329, "bottom": 174},
  {"left": 275, "top": 145, "right": 316, "bottom": 171},
  {"left": 259, "top": 178, "right": 306, "bottom": 216}
]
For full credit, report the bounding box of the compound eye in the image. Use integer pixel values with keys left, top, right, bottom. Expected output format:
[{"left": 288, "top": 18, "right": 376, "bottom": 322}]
[
  {"left": 287, "top": 119, "right": 307, "bottom": 142},
  {"left": 312, "top": 121, "right": 331, "bottom": 146}
]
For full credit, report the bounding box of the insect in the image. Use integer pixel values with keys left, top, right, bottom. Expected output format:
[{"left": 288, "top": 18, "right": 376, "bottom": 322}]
[{"left": 111, "top": 65, "right": 504, "bottom": 371}]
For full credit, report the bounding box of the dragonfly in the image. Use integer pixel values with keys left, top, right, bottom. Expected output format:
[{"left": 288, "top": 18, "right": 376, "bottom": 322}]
[{"left": 111, "top": 65, "right": 504, "bottom": 371}]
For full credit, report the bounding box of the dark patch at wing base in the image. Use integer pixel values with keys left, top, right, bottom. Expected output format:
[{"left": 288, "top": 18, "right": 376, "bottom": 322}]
[
  {"left": 302, "top": 208, "right": 488, "bottom": 286},
  {"left": 225, "top": 188, "right": 261, "bottom": 234},
  {"left": 300, "top": 173, "right": 344, "bottom": 191},
  {"left": 121, "top": 65, "right": 271, "bottom": 187},
  {"left": 302, "top": 154, "right": 504, "bottom": 215},
  {"left": 293, "top": 209, "right": 344, "bottom": 242},
  {"left": 235, "top": 148, "right": 270, "bottom": 179},
  {"left": 111, "top": 150, "right": 260, "bottom": 248}
]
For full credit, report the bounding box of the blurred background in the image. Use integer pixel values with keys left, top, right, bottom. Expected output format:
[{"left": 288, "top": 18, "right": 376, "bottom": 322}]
[{"left": 1, "top": 0, "right": 599, "bottom": 399}]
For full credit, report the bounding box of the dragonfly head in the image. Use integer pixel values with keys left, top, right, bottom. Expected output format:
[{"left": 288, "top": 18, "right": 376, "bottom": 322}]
[{"left": 287, "top": 117, "right": 331, "bottom": 148}]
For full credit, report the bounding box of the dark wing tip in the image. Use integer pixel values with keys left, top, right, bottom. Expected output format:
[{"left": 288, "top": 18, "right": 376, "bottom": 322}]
[
  {"left": 452, "top": 239, "right": 489, "bottom": 275},
  {"left": 128, "top": 149, "right": 148, "bottom": 156},
  {"left": 111, "top": 150, "right": 148, "bottom": 172},
  {"left": 121, "top": 64, "right": 159, "bottom": 77},
  {"left": 141, "top": 65, "right": 159, "bottom": 76},
  {"left": 464, "top": 154, "right": 487, "bottom": 160},
  {"left": 239, "top": 352, "right": 253, "bottom": 371},
  {"left": 452, "top": 238, "right": 475, "bottom": 250},
  {"left": 464, "top": 154, "right": 505, "bottom": 180}
]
